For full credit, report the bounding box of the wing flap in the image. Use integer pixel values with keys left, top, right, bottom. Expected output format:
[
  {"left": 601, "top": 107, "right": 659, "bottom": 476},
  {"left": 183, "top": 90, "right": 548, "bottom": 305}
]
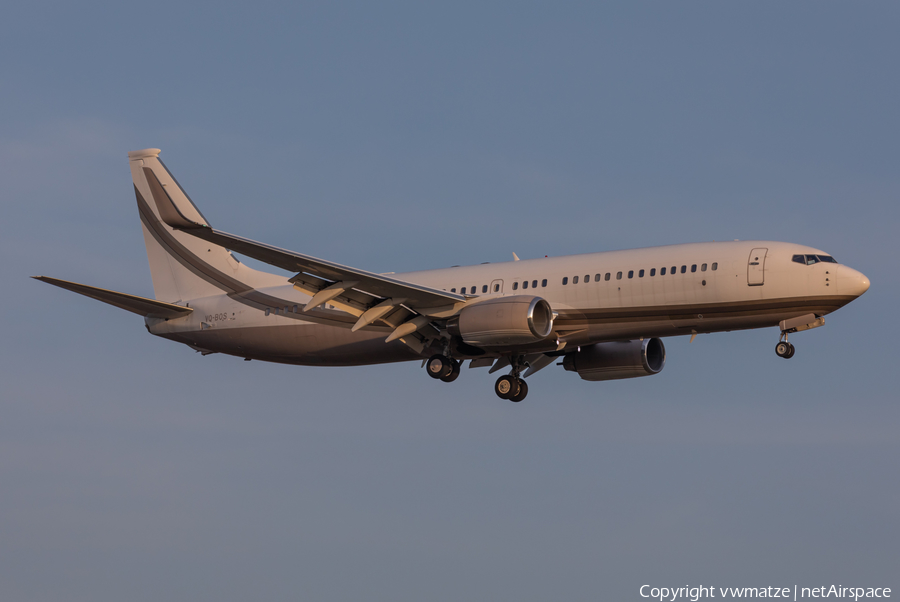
[{"left": 33, "top": 276, "right": 193, "bottom": 319}]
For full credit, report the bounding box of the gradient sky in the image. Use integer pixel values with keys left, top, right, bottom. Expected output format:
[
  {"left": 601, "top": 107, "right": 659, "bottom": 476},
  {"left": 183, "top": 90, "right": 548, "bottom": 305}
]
[{"left": 1, "top": 2, "right": 898, "bottom": 601}]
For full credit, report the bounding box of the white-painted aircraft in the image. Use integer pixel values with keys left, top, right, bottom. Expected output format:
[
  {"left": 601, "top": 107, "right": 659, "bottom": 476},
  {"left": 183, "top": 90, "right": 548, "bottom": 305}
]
[{"left": 36, "top": 148, "right": 870, "bottom": 401}]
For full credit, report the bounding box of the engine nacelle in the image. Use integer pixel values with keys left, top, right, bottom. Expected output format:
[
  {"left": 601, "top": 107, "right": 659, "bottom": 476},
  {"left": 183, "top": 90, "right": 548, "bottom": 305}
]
[
  {"left": 562, "top": 338, "right": 666, "bottom": 381},
  {"left": 447, "top": 295, "right": 554, "bottom": 347}
]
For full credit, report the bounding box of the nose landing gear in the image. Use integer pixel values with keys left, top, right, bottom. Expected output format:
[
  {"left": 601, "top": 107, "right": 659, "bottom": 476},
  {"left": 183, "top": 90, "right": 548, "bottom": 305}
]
[{"left": 775, "top": 335, "right": 795, "bottom": 359}]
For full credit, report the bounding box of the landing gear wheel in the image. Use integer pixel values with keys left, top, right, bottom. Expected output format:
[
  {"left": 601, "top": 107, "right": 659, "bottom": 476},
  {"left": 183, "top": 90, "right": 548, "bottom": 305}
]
[
  {"left": 775, "top": 342, "right": 790, "bottom": 358},
  {"left": 785, "top": 343, "right": 795, "bottom": 359},
  {"left": 495, "top": 375, "right": 518, "bottom": 400},
  {"left": 426, "top": 354, "right": 453, "bottom": 379},
  {"left": 440, "top": 360, "right": 461, "bottom": 382},
  {"left": 508, "top": 379, "right": 528, "bottom": 402}
]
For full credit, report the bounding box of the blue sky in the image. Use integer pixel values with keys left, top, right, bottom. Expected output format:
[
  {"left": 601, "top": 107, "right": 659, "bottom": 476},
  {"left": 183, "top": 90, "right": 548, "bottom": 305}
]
[{"left": 1, "top": 3, "right": 898, "bottom": 600}]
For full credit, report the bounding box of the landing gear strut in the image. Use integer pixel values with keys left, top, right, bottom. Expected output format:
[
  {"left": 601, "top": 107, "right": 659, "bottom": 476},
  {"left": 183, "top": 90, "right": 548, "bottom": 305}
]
[{"left": 775, "top": 334, "right": 795, "bottom": 359}]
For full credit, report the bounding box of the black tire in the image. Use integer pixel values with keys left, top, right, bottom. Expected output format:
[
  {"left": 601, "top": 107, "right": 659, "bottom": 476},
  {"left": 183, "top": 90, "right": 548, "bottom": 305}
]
[
  {"left": 426, "top": 354, "right": 452, "bottom": 379},
  {"left": 441, "top": 360, "right": 461, "bottom": 382},
  {"left": 785, "top": 343, "right": 795, "bottom": 359},
  {"left": 495, "top": 375, "right": 517, "bottom": 400},
  {"left": 775, "top": 342, "right": 789, "bottom": 357},
  {"left": 509, "top": 379, "right": 528, "bottom": 402}
]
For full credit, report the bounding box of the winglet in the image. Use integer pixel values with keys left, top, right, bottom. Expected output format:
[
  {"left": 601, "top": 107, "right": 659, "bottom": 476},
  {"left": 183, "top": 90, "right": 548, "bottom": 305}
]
[{"left": 512, "top": 252, "right": 520, "bottom": 261}]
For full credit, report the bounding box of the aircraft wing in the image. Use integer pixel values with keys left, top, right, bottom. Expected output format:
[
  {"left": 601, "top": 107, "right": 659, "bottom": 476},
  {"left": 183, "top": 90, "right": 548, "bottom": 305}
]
[
  {"left": 143, "top": 165, "right": 465, "bottom": 316},
  {"left": 33, "top": 276, "right": 193, "bottom": 319},
  {"left": 175, "top": 225, "right": 465, "bottom": 310}
]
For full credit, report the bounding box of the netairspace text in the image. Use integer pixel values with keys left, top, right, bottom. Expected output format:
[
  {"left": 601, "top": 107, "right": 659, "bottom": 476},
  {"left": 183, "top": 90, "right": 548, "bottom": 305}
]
[{"left": 639, "top": 585, "right": 891, "bottom": 601}]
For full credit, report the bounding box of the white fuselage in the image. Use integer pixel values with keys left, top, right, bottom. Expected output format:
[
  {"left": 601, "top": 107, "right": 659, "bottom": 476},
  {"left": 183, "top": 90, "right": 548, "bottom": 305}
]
[{"left": 146, "top": 240, "right": 869, "bottom": 366}]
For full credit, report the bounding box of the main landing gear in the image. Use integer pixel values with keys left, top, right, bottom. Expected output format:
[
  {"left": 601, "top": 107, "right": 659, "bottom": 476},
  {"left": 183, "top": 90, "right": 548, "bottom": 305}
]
[
  {"left": 426, "top": 354, "right": 461, "bottom": 382},
  {"left": 425, "top": 353, "right": 530, "bottom": 402},
  {"left": 495, "top": 374, "right": 528, "bottom": 402},
  {"left": 494, "top": 355, "right": 529, "bottom": 402},
  {"left": 775, "top": 334, "right": 796, "bottom": 359}
]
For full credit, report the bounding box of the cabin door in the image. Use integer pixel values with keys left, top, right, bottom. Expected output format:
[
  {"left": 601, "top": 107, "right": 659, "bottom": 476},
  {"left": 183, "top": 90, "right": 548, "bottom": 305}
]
[
  {"left": 490, "top": 279, "right": 504, "bottom": 294},
  {"left": 747, "top": 248, "right": 768, "bottom": 286}
]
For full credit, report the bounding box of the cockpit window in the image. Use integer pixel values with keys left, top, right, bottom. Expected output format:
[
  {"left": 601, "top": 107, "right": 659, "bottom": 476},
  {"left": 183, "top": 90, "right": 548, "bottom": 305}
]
[{"left": 795, "top": 253, "right": 838, "bottom": 265}]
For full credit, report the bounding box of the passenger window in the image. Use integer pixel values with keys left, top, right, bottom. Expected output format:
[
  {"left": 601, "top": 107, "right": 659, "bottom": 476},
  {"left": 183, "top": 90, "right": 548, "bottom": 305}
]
[
  {"left": 616, "top": 272, "right": 622, "bottom": 280},
  {"left": 628, "top": 270, "right": 634, "bottom": 279},
  {"left": 451, "top": 288, "right": 456, "bottom": 293},
  {"left": 681, "top": 265, "right": 687, "bottom": 274},
  {"left": 701, "top": 263, "right": 707, "bottom": 272},
  {"left": 605, "top": 273, "right": 611, "bottom": 281},
  {"left": 523, "top": 280, "right": 529, "bottom": 289},
  {"left": 639, "top": 269, "right": 644, "bottom": 277},
  {"left": 671, "top": 266, "right": 677, "bottom": 274},
  {"left": 691, "top": 264, "right": 697, "bottom": 273},
  {"left": 573, "top": 275, "right": 579, "bottom": 284},
  {"left": 712, "top": 263, "right": 718, "bottom": 271},
  {"left": 650, "top": 268, "right": 656, "bottom": 276},
  {"left": 493, "top": 284, "right": 499, "bottom": 292},
  {"left": 532, "top": 280, "right": 538, "bottom": 288},
  {"left": 661, "top": 267, "right": 666, "bottom": 275},
  {"left": 594, "top": 274, "right": 601, "bottom": 282},
  {"left": 265, "top": 308, "right": 270, "bottom": 316},
  {"left": 562, "top": 277, "right": 568, "bottom": 285},
  {"left": 541, "top": 279, "right": 547, "bottom": 287},
  {"left": 512, "top": 282, "right": 518, "bottom": 290},
  {"left": 482, "top": 285, "right": 488, "bottom": 293},
  {"left": 585, "top": 274, "right": 590, "bottom": 283},
  {"left": 470, "top": 286, "right": 476, "bottom": 294}
]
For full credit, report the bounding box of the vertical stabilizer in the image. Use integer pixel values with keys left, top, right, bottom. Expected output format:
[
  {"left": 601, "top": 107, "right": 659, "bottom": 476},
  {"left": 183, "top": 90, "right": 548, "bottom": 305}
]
[{"left": 128, "top": 149, "right": 276, "bottom": 302}]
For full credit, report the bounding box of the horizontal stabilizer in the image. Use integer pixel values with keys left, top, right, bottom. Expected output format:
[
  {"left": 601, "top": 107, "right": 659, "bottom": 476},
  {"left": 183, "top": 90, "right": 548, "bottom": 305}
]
[{"left": 33, "top": 276, "right": 193, "bottom": 319}]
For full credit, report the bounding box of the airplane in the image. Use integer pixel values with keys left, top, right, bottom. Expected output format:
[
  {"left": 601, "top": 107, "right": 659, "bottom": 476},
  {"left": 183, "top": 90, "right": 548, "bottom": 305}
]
[{"left": 34, "top": 148, "right": 871, "bottom": 402}]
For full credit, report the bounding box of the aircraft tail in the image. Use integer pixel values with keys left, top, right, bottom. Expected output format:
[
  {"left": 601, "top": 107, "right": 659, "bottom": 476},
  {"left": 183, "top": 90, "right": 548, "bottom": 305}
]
[{"left": 128, "top": 149, "right": 278, "bottom": 302}]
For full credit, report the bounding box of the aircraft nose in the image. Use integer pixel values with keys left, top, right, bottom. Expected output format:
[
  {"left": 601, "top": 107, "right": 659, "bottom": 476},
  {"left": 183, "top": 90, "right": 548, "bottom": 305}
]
[{"left": 837, "top": 266, "right": 870, "bottom": 297}]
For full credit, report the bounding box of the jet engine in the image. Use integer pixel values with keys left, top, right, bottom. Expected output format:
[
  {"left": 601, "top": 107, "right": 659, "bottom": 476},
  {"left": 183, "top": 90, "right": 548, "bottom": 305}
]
[
  {"left": 562, "top": 338, "right": 666, "bottom": 381},
  {"left": 447, "top": 295, "right": 554, "bottom": 347}
]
